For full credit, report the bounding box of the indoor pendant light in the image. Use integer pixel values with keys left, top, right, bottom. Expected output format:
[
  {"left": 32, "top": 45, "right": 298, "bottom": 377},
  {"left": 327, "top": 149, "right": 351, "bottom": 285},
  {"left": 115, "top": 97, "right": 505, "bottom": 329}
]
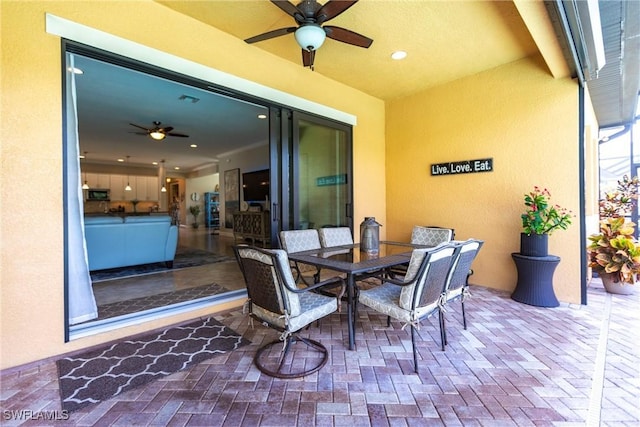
[
  {"left": 125, "top": 155, "right": 132, "bottom": 191},
  {"left": 160, "top": 159, "right": 167, "bottom": 192},
  {"left": 81, "top": 151, "right": 90, "bottom": 190}
]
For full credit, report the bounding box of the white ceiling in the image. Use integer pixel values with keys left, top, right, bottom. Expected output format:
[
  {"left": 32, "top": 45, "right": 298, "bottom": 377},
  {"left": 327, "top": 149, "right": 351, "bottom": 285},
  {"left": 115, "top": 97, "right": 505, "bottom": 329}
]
[{"left": 75, "top": 54, "right": 269, "bottom": 173}]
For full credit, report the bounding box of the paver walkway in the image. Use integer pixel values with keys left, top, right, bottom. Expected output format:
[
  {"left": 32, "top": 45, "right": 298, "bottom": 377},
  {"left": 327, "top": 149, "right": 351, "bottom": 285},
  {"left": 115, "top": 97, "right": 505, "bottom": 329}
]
[{"left": 1, "top": 281, "right": 638, "bottom": 426}]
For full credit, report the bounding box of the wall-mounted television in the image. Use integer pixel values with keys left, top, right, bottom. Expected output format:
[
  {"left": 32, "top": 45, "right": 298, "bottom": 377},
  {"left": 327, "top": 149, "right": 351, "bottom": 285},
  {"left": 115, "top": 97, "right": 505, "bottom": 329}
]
[{"left": 242, "top": 169, "right": 270, "bottom": 202}]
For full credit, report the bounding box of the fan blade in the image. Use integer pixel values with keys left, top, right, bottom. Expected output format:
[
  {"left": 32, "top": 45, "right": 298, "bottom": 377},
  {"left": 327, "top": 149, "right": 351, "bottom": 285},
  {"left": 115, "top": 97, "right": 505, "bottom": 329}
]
[
  {"left": 316, "top": 0, "right": 358, "bottom": 24},
  {"left": 302, "top": 49, "right": 316, "bottom": 70},
  {"left": 324, "top": 26, "right": 373, "bottom": 48},
  {"left": 129, "top": 123, "right": 150, "bottom": 131},
  {"left": 160, "top": 126, "right": 174, "bottom": 133},
  {"left": 130, "top": 131, "right": 148, "bottom": 136},
  {"left": 167, "top": 132, "right": 189, "bottom": 138},
  {"left": 271, "top": 0, "right": 305, "bottom": 23},
  {"left": 245, "top": 27, "right": 296, "bottom": 44}
]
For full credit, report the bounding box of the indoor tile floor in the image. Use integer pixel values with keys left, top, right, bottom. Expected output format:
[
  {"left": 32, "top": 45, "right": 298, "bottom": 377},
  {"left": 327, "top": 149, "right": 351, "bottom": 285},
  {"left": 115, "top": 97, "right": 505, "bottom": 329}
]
[
  {"left": 91, "top": 227, "right": 244, "bottom": 307},
  {"left": 1, "top": 278, "right": 638, "bottom": 426}
]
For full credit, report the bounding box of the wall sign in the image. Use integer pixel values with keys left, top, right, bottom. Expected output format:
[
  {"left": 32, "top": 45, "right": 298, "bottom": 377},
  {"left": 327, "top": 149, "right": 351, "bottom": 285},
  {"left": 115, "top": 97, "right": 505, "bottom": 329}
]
[
  {"left": 430, "top": 158, "right": 493, "bottom": 176},
  {"left": 316, "top": 174, "right": 347, "bottom": 186}
]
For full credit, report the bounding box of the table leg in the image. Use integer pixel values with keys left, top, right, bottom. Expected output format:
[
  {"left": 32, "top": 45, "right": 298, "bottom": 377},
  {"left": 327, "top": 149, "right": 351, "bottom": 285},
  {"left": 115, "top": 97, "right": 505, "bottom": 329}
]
[{"left": 347, "top": 274, "right": 355, "bottom": 350}]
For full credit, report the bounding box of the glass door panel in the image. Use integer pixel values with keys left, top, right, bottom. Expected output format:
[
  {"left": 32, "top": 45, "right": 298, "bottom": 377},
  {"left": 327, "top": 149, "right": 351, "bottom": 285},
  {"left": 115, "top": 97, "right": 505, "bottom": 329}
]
[{"left": 290, "top": 112, "right": 352, "bottom": 231}]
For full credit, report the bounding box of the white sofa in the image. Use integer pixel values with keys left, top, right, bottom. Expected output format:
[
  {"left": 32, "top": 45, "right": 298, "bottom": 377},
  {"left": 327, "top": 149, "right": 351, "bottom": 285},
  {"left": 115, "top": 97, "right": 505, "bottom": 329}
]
[{"left": 84, "top": 215, "right": 178, "bottom": 271}]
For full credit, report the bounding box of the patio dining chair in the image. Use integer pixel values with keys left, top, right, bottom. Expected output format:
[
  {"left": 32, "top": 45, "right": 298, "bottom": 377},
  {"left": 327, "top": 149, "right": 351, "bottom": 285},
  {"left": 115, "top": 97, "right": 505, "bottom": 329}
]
[
  {"left": 279, "top": 229, "right": 323, "bottom": 285},
  {"left": 441, "top": 239, "right": 484, "bottom": 346},
  {"left": 357, "top": 243, "right": 460, "bottom": 373},
  {"left": 318, "top": 227, "right": 354, "bottom": 248},
  {"left": 411, "top": 225, "right": 455, "bottom": 245},
  {"left": 388, "top": 225, "right": 455, "bottom": 278},
  {"left": 234, "top": 245, "right": 345, "bottom": 378}
]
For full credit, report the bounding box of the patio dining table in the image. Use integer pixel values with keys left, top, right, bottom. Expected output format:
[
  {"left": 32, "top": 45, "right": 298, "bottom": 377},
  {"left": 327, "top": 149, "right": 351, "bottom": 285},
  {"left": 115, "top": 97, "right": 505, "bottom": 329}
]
[{"left": 287, "top": 241, "right": 429, "bottom": 350}]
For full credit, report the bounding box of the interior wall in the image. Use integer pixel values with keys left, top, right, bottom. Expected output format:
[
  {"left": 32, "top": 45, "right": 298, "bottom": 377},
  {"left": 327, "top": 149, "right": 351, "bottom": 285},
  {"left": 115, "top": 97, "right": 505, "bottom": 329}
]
[
  {"left": 386, "top": 54, "right": 581, "bottom": 303},
  {"left": 0, "top": 0, "right": 385, "bottom": 370}
]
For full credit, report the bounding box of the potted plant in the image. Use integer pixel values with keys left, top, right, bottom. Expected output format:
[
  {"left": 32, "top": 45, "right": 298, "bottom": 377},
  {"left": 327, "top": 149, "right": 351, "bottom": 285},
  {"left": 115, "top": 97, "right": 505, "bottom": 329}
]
[
  {"left": 189, "top": 205, "right": 201, "bottom": 229},
  {"left": 588, "top": 217, "right": 640, "bottom": 293},
  {"left": 588, "top": 175, "right": 639, "bottom": 294},
  {"left": 520, "top": 186, "right": 573, "bottom": 256}
]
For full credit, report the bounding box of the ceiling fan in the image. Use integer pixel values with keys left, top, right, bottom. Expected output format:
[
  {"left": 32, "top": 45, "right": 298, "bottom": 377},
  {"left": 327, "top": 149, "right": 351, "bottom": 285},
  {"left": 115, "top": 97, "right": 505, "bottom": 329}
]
[
  {"left": 244, "top": 0, "right": 373, "bottom": 70},
  {"left": 129, "top": 121, "right": 189, "bottom": 140}
]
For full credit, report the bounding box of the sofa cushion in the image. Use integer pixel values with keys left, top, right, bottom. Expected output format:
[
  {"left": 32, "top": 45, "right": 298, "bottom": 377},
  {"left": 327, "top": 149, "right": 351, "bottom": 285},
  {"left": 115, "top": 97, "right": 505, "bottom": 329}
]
[
  {"left": 84, "top": 215, "right": 177, "bottom": 271},
  {"left": 124, "top": 216, "right": 171, "bottom": 224},
  {"left": 84, "top": 216, "right": 124, "bottom": 225}
]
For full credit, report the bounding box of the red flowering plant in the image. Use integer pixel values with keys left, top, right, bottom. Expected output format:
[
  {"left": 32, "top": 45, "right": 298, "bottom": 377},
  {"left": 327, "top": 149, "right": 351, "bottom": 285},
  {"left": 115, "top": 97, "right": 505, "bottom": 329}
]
[{"left": 521, "top": 186, "right": 573, "bottom": 235}]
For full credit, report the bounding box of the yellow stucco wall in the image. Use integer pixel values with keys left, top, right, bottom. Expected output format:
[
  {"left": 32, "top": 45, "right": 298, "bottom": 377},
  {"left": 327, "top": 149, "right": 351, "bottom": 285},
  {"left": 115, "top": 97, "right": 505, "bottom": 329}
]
[
  {"left": 1, "top": 1, "right": 589, "bottom": 372},
  {"left": 0, "top": 0, "right": 385, "bottom": 370},
  {"left": 385, "top": 55, "right": 581, "bottom": 303}
]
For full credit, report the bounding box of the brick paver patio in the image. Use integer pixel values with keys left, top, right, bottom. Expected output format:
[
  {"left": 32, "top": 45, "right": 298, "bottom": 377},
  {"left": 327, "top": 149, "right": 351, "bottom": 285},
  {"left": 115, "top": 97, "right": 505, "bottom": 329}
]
[{"left": 1, "top": 281, "right": 638, "bottom": 426}]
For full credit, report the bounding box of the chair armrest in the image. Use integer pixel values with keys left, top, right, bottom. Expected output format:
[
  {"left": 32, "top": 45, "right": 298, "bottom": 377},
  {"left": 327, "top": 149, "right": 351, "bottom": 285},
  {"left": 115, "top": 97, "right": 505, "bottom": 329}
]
[{"left": 286, "top": 275, "right": 345, "bottom": 294}]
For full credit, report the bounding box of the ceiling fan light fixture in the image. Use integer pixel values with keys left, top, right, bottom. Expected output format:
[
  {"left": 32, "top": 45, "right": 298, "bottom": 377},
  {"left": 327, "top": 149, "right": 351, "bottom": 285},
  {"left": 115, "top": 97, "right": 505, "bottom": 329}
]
[
  {"left": 295, "top": 24, "right": 326, "bottom": 51},
  {"left": 149, "top": 130, "right": 166, "bottom": 140}
]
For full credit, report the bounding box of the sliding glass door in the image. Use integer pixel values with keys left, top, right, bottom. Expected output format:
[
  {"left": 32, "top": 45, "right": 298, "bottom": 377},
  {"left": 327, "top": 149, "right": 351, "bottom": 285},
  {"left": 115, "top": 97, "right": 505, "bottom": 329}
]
[{"left": 279, "top": 112, "right": 353, "bottom": 232}]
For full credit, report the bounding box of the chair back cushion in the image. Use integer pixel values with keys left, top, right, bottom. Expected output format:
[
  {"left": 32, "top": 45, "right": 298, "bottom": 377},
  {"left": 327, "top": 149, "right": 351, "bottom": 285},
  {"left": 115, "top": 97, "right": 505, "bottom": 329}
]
[
  {"left": 445, "top": 239, "right": 484, "bottom": 295},
  {"left": 318, "top": 227, "right": 354, "bottom": 247},
  {"left": 279, "top": 229, "right": 321, "bottom": 253},
  {"left": 235, "top": 247, "right": 301, "bottom": 318},
  {"left": 399, "top": 245, "right": 456, "bottom": 310},
  {"left": 410, "top": 226, "right": 453, "bottom": 246}
]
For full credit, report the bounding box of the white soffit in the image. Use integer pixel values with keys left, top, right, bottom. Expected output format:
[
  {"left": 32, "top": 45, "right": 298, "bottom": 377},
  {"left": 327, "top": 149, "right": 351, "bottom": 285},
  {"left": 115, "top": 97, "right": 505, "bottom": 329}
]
[{"left": 45, "top": 14, "right": 357, "bottom": 126}]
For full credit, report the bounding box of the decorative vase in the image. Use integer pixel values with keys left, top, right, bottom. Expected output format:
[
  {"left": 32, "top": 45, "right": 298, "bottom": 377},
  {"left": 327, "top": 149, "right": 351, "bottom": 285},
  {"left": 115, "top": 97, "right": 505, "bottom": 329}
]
[
  {"left": 600, "top": 272, "right": 636, "bottom": 295},
  {"left": 520, "top": 233, "right": 548, "bottom": 257}
]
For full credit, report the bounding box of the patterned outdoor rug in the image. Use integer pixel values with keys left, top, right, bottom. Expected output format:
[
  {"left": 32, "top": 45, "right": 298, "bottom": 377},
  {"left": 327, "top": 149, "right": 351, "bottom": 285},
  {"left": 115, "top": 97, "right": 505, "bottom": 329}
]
[
  {"left": 57, "top": 317, "right": 250, "bottom": 412},
  {"left": 90, "top": 247, "right": 234, "bottom": 282},
  {"left": 96, "top": 283, "right": 232, "bottom": 320}
]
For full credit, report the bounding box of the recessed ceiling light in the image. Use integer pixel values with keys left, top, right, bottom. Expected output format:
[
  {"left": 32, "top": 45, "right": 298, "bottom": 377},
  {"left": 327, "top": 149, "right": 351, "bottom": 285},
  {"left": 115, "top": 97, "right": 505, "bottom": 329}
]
[
  {"left": 152, "top": 161, "right": 158, "bottom": 165},
  {"left": 190, "top": 144, "right": 198, "bottom": 148},
  {"left": 68, "top": 67, "right": 84, "bottom": 74},
  {"left": 79, "top": 154, "right": 85, "bottom": 159},
  {"left": 258, "top": 114, "right": 267, "bottom": 119},
  {"left": 174, "top": 166, "right": 180, "bottom": 170},
  {"left": 391, "top": 51, "right": 407, "bottom": 60},
  {"left": 117, "top": 158, "right": 124, "bottom": 162}
]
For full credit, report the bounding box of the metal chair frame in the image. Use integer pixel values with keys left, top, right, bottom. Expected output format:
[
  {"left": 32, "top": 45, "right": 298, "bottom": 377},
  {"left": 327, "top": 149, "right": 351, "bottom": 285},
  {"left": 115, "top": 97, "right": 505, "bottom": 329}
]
[{"left": 234, "top": 245, "right": 345, "bottom": 378}]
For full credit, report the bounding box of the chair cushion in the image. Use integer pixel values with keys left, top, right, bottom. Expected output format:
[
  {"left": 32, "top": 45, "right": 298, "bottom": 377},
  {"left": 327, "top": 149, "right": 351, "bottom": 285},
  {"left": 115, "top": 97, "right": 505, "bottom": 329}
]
[
  {"left": 252, "top": 290, "right": 337, "bottom": 332},
  {"left": 399, "top": 248, "right": 430, "bottom": 309},
  {"left": 359, "top": 283, "right": 438, "bottom": 323},
  {"left": 280, "top": 229, "right": 321, "bottom": 253},
  {"left": 411, "top": 226, "right": 452, "bottom": 246},
  {"left": 319, "top": 227, "right": 353, "bottom": 247}
]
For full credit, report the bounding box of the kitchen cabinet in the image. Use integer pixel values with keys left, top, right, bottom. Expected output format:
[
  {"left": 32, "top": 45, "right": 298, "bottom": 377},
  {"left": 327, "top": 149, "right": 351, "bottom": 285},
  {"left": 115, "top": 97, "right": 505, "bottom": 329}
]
[
  {"left": 135, "top": 176, "right": 148, "bottom": 201},
  {"left": 109, "top": 174, "right": 126, "bottom": 201},
  {"left": 146, "top": 176, "right": 159, "bottom": 201},
  {"left": 85, "top": 173, "right": 110, "bottom": 189}
]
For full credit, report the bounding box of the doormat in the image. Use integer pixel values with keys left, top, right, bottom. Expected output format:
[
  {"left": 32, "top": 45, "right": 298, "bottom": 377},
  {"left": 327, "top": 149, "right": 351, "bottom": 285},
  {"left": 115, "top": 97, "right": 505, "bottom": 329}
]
[
  {"left": 57, "top": 317, "right": 250, "bottom": 412},
  {"left": 96, "top": 283, "right": 231, "bottom": 320},
  {"left": 90, "top": 247, "right": 234, "bottom": 282}
]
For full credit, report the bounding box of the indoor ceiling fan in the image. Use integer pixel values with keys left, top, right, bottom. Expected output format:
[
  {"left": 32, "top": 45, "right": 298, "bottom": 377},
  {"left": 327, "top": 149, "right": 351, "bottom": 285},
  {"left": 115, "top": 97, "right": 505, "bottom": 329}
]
[
  {"left": 129, "top": 121, "right": 189, "bottom": 141},
  {"left": 244, "top": 0, "right": 373, "bottom": 70}
]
